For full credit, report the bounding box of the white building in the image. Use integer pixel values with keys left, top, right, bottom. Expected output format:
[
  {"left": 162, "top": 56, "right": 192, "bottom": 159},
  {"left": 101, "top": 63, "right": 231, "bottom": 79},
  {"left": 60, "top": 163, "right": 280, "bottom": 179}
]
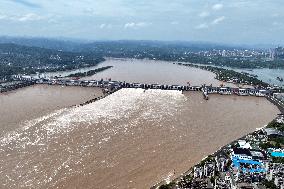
[{"left": 238, "top": 140, "right": 252, "bottom": 149}]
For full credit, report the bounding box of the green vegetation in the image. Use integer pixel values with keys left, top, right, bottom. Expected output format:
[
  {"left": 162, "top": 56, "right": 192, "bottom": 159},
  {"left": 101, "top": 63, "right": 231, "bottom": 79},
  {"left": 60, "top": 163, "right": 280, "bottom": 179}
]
[
  {"left": 205, "top": 66, "right": 268, "bottom": 87},
  {"left": 83, "top": 41, "right": 284, "bottom": 69},
  {"left": 259, "top": 142, "right": 277, "bottom": 150},
  {"left": 267, "top": 120, "right": 284, "bottom": 132},
  {"left": 210, "top": 176, "right": 215, "bottom": 184},
  {"left": 1, "top": 41, "right": 284, "bottom": 84},
  {"left": 178, "top": 63, "right": 269, "bottom": 87},
  {"left": 0, "top": 43, "right": 104, "bottom": 80},
  {"left": 269, "top": 137, "right": 284, "bottom": 147},
  {"left": 272, "top": 157, "right": 284, "bottom": 163},
  {"left": 66, "top": 66, "right": 113, "bottom": 78},
  {"left": 262, "top": 179, "right": 277, "bottom": 189},
  {"left": 159, "top": 182, "right": 175, "bottom": 189},
  {"left": 260, "top": 136, "right": 283, "bottom": 150},
  {"left": 198, "top": 57, "right": 284, "bottom": 69},
  {"left": 263, "top": 120, "right": 284, "bottom": 148}
]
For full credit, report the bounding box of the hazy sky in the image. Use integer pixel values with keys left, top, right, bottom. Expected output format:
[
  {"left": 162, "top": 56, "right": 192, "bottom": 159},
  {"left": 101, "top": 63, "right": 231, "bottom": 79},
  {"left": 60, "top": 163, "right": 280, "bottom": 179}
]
[{"left": 0, "top": 0, "right": 283, "bottom": 45}]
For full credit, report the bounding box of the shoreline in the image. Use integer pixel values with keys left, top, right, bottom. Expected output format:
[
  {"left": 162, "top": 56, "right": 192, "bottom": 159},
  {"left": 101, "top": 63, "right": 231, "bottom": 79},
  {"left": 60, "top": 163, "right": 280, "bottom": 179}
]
[
  {"left": 0, "top": 58, "right": 283, "bottom": 188},
  {"left": 2, "top": 58, "right": 281, "bottom": 94},
  {"left": 0, "top": 86, "right": 280, "bottom": 188},
  {"left": 153, "top": 111, "right": 284, "bottom": 189},
  {"left": 150, "top": 130, "right": 255, "bottom": 188}
]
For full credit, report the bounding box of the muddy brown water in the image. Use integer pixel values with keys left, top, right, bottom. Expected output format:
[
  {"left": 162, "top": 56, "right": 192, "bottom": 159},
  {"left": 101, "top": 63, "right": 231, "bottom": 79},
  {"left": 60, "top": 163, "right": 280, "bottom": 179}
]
[
  {"left": 0, "top": 85, "right": 103, "bottom": 137},
  {"left": 0, "top": 88, "right": 279, "bottom": 189},
  {"left": 0, "top": 59, "right": 279, "bottom": 188},
  {"left": 82, "top": 58, "right": 238, "bottom": 87}
]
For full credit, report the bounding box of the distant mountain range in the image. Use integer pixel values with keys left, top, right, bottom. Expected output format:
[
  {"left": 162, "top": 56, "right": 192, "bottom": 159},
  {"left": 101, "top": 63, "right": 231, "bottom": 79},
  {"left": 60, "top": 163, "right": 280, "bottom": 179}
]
[
  {"left": 0, "top": 36, "right": 283, "bottom": 80},
  {"left": 0, "top": 36, "right": 269, "bottom": 52},
  {"left": 0, "top": 36, "right": 85, "bottom": 52}
]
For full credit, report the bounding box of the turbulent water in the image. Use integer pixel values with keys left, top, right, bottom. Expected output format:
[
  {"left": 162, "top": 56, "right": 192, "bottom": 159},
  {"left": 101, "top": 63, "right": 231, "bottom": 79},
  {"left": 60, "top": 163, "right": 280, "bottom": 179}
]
[
  {"left": 0, "top": 88, "right": 279, "bottom": 189},
  {"left": 0, "top": 85, "right": 102, "bottom": 137}
]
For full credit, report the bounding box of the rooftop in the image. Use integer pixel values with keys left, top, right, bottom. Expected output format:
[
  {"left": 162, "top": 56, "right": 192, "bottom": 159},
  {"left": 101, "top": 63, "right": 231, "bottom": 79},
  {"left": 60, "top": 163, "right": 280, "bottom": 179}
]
[{"left": 232, "top": 148, "right": 252, "bottom": 156}]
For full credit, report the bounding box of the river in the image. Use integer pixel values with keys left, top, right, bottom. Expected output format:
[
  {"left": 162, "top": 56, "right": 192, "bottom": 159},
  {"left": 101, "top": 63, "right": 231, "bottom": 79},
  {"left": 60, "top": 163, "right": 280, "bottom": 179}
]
[
  {"left": 43, "top": 58, "right": 284, "bottom": 87},
  {"left": 44, "top": 58, "right": 227, "bottom": 86},
  {"left": 0, "top": 59, "right": 281, "bottom": 189},
  {"left": 0, "top": 89, "right": 279, "bottom": 189},
  {"left": 0, "top": 85, "right": 102, "bottom": 137}
]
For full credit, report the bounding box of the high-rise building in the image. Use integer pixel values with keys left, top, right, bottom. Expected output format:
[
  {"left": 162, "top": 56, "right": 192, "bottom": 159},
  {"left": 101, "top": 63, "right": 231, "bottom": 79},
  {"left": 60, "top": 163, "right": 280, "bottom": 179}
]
[{"left": 269, "top": 48, "right": 275, "bottom": 60}]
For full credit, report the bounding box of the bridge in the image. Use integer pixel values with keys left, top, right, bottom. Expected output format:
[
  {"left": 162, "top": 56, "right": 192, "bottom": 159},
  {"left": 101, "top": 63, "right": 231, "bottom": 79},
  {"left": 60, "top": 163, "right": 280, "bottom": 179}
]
[
  {"left": 34, "top": 78, "right": 273, "bottom": 98},
  {"left": 0, "top": 78, "right": 278, "bottom": 97},
  {"left": 2, "top": 78, "right": 283, "bottom": 112}
]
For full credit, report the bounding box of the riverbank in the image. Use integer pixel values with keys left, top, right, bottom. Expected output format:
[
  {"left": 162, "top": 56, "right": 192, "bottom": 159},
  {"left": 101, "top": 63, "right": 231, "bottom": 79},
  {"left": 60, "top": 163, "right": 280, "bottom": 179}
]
[
  {"left": 0, "top": 58, "right": 282, "bottom": 188},
  {"left": 0, "top": 81, "right": 36, "bottom": 93},
  {"left": 3, "top": 58, "right": 279, "bottom": 95},
  {"left": 175, "top": 62, "right": 269, "bottom": 88},
  {"left": 81, "top": 58, "right": 238, "bottom": 87},
  {"left": 154, "top": 114, "right": 284, "bottom": 189},
  {"left": 0, "top": 58, "right": 234, "bottom": 94},
  {"left": 266, "top": 96, "right": 284, "bottom": 114},
  {"left": 0, "top": 88, "right": 278, "bottom": 189}
]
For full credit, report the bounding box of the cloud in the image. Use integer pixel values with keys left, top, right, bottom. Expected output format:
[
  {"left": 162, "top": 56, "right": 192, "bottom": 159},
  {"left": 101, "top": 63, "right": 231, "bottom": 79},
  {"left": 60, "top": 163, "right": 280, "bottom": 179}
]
[
  {"left": 99, "top": 24, "right": 112, "bottom": 29},
  {"left": 195, "top": 23, "right": 209, "bottom": 29},
  {"left": 212, "top": 3, "right": 223, "bottom": 11},
  {"left": 199, "top": 11, "right": 210, "bottom": 18},
  {"left": 211, "top": 16, "right": 225, "bottom": 25},
  {"left": 8, "top": 0, "right": 41, "bottom": 8},
  {"left": 0, "top": 15, "right": 8, "bottom": 20},
  {"left": 0, "top": 13, "right": 46, "bottom": 22},
  {"left": 272, "top": 13, "right": 279, "bottom": 18},
  {"left": 18, "top": 13, "right": 42, "bottom": 22},
  {"left": 196, "top": 16, "right": 226, "bottom": 29},
  {"left": 124, "top": 23, "right": 135, "bottom": 28},
  {"left": 124, "top": 22, "right": 151, "bottom": 29},
  {"left": 84, "top": 8, "right": 96, "bottom": 15},
  {"left": 170, "top": 21, "right": 179, "bottom": 25},
  {"left": 272, "top": 21, "right": 282, "bottom": 27},
  {"left": 1, "top": 0, "right": 284, "bottom": 44},
  {"left": 82, "top": 3, "right": 135, "bottom": 18},
  {"left": 99, "top": 24, "right": 106, "bottom": 29}
]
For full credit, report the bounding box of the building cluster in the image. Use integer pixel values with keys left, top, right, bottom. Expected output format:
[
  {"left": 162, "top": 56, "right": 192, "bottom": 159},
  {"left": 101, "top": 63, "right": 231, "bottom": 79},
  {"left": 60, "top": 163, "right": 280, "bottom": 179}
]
[
  {"left": 269, "top": 47, "right": 284, "bottom": 61},
  {"left": 164, "top": 114, "right": 284, "bottom": 189},
  {"left": 193, "top": 49, "right": 268, "bottom": 60},
  {"left": 189, "top": 47, "right": 284, "bottom": 61}
]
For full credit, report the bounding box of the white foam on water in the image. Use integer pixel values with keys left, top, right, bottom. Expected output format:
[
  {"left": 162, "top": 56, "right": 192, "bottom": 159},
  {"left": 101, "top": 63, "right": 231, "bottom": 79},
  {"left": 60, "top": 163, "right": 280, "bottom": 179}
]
[{"left": 0, "top": 88, "right": 186, "bottom": 188}]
